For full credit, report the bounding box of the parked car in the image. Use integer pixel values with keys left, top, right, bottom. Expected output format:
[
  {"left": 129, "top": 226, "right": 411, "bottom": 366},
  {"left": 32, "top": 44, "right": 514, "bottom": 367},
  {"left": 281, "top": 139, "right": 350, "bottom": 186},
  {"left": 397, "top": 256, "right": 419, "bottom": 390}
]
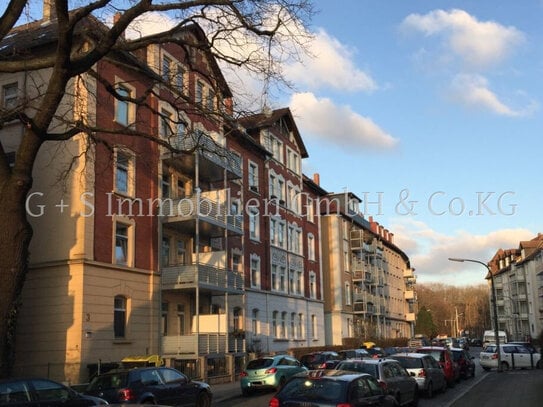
[
  {"left": 84, "top": 367, "right": 212, "bottom": 406},
  {"left": 457, "top": 337, "right": 470, "bottom": 350},
  {"left": 334, "top": 359, "right": 418, "bottom": 406},
  {"left": 416, "top": 346, "right": 459, "bottom": 387},
  {"left": 470, "top": 338, "right": 483, "bottom": 347},
  {"left": 300, "top": 351, "right": 340, "bottom": 370},
  {"left": 366, "top": 347, "right": 386, "bottom": 359},
  {"left": 337, "top": 348, "right": 371, "bottom": 360},
  {"left": 0, "top": 377, "right": 107, "bottom": 406},
  {"left": 480, "top": 343, "right": 542, "bottom": 371},
  {"left": 268, "top": 370, "right": 400, "bottom": 407},
  {"left": 240, "top": 355, "right": 307, "bottom": 395},
  {"left": 507, "top": 341, "right": 538, "bottom": 354},
  {"left": 450, "top": 347, "right": 475, "bottom": 379},
  {"left": 390, "top": 352, "right": 447, "bottom": 398}
]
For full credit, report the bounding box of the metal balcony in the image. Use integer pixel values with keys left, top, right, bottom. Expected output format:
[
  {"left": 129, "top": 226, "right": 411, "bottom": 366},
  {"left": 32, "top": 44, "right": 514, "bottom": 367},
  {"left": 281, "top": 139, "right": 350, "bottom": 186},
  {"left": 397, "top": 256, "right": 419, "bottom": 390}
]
[
  {"left": 162, "top": 263, "right": 244, "bottom": 294},
  {"left": 162, "top": 334, "right": 245, "bottom": 356}
]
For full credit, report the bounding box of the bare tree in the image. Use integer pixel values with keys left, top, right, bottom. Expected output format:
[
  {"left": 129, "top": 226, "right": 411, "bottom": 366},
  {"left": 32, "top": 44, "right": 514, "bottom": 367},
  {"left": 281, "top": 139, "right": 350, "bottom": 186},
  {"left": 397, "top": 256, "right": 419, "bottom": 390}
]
[{"left": 0, "top": 0, "right": 313, "bottom": 377}]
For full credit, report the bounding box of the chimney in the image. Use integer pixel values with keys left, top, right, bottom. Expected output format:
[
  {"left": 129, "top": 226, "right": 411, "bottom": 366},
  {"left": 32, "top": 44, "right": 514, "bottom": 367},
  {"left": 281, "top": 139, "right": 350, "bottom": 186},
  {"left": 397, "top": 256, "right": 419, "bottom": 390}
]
[
  {"left": 43, "top": 0, "right": 56, "bottom": 21},
  {"left": 313, "top": 173, "right": 320, "bottom": 185}
]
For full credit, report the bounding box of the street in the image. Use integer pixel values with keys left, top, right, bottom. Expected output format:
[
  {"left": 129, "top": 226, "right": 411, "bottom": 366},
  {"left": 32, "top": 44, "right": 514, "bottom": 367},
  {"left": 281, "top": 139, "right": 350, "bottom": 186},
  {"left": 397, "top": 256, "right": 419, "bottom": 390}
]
[{"left": 211, "top": 348, "right": 543, "bottom": 407}]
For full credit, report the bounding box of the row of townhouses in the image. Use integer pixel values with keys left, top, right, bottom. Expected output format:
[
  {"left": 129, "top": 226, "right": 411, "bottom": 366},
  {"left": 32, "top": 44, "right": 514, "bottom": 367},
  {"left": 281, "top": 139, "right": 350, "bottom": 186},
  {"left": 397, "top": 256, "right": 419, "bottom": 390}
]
[
  {"left": 1, "top": 10, "right": 416, "bottom": 384},
  {"left": 487, "top": 234, "right": 543, "bottom": 343}
]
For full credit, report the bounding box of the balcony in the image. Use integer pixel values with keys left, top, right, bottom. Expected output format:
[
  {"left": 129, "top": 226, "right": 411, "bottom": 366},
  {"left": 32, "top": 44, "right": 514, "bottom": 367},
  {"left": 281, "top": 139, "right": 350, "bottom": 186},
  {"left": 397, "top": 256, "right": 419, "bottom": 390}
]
[
  {"left": 160, "top": 191, "right": 243, "bottom": 236},
  {"left": 163, "top": 132, "right": 242, "bottom": 182},
  {"left": 403, "top": 268, "right": 415, "bottom": 279},
  {"left": 405, "top": 313, "right": 416, "bottom": 322},
  {"left": 404, "top": 290, "right": 415, "bottom": 301},
  {"left": 162, "top": 334, "right": 245, "bottom": 356},
  {"left": 353, "top": 302, "right": 376, "bottom": 315},
  {"left": 162, "top": 262, "right": 244, "bottom": 294}
]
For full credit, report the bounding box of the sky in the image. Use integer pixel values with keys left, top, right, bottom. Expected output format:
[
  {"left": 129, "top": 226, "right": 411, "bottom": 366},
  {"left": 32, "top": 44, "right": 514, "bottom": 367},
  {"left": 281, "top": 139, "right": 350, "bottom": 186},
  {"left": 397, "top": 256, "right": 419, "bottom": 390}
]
[
  {"left": 5, "top": 1, "right": 543, "bottom": 286},
  {"left": 272, "top": 0, "right": 543, "bottom": 287}
]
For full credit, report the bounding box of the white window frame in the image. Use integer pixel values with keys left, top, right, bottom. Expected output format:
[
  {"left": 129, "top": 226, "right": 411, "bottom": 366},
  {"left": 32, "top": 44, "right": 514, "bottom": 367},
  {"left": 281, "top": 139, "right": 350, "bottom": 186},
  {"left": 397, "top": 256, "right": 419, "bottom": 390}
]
[
  {"left": 249, "top": 208, "right": 260, "bottom": 241},
  {"left": 309, "top": 271, "right": 316, "bottom": 299},
  {"left": 250, "top": 254, "right": 261, "bottom": 289},
  {"left": 113, "top": 217, "right": 135, "bottom": 267},
  {"left": 114, "top": 148, "right": 135, "bottom": 197},
  {"left": 2, "top": 82, "right": 18, "bottom": 109},
  {"left": 307, "top": 233, "right": 315, "bottom": 261},
  {"left": 248, "top": 160, "right": 259, "bottom": 192}
]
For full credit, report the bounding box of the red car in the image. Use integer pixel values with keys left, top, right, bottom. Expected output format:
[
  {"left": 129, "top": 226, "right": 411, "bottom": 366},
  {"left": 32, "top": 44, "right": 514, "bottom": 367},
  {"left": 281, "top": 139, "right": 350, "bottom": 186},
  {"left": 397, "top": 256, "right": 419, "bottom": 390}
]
[{"left": 416, "top": 346, "right": 459, "bottom": 387}]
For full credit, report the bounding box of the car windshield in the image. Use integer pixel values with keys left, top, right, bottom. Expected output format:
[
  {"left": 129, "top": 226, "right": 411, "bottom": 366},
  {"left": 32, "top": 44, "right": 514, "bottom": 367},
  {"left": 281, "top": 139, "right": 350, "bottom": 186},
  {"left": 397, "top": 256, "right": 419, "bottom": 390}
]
[
  {"left": 393, "top": 357, "right": 422, "bottom": 369},
  {"left": 246, "top": 358, "right": 274, "bottom": 369},
  {"left": 87, "top": 372, "right": 128, "bottom": 391},
  {"left": 336, "top": 362, "right": 377, "bottom": 376},
  {"left": 279, "top": 377, "right": 347, "bottom": 402}
]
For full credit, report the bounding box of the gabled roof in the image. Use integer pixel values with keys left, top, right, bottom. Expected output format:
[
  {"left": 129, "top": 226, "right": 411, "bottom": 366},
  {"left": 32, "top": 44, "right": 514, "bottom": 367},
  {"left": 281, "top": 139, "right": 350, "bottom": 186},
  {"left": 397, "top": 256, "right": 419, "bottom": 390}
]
[{"left": 239, "top": 107, "right": 308, "bottom": 158}]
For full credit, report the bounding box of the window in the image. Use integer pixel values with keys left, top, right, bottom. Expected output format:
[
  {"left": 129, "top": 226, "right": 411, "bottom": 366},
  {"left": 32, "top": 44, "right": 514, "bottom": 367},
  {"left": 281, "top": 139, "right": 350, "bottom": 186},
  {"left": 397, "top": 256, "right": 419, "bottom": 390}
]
[
  {"left": 286, "top": 147, "right": 300, "bottom": 174},
  {"left": 309, "top": 272, "right": 316, "bottom": 299},
  {"left": 281, "top": 312, "right": 287, "bottom": 339},
  {"left": 161, "top": 302, "right": 169, "bottom": 336},
  {"left": 250, "top": 255, "right": 261, "bottom": 288},
  {"left": 2, "top": 82, "right": 18, "bottom": 109},
  {"left": 272, "top": 311, "right": 279, "bottom": 337},
  {"left": 233, "top": 307, "right": 242, "bottom": 331},
  {"left": 311, "top": 314, "right": 317, "bottom": 339},
  {"left": 162, "top": 55, "right": 172, "bottom": 82},
  {"left": 207, "top": 88, "right": 215, "bottom": 111},
  {"left": 161, "top": 237, "right": 170, "bottom": 266},
  {"left": 115, "top": 223, "right": 129, "bottom": 265},
  {"left": 114, "top": 296, "right": 127, "bottom": 338},
  {"left": 161, "top": 173, "right": 171, "bottom": 198},
  {"left": 249, "top": 208, "right": 259, "bottom": 240},
  {"left": 345, "top": 282, "right": 351, "bottom": 305},
  {"left": 307, "top": 234, "right": 315, "bottom": 261},
  {"left": 271, "top": 264, "right": 277, "bottom": 291},
  {"left": 115, "top": 149, "right": 134, "bottom": 196},
  {"left": 115, "top": 84, "right": 133, "bottom": 126},
  {"left": 177, "top": 304, "right": 186, "bottom": 335},
  {"left": 232, "top": 252, "right": 242, "bottom": 273},
  {"left": 176, "top": 66, "right": 185, "bottom": 92},
  {"left": 291, "top": 312, "right": 296, "bottom": 338},
  {"left": 177, "top": 240, "right": 186, "bottom": 265},
  {"left": 277, "top": 221, "right": 285, "bottom": 248},
  {"left": 270, "top": 218, "right": 276, "bottom": 245},
  {"left": 252, "top": 309, "right": 260, "bottom": 335},
  {"left": 296, "top": 270, "right": 303, "bottom": 295},
  {"left": 248, "top": 161, "right": 259, "bottom": 191},
  {"left": 279, "top": 266, "right": 286, "bottom": 292},
  {"left": 160, "top": 108, "right": 174, "bottom": 139},
  {"left": 298, "top": 313, "right": 304, "bottom": 339},
  {"left": 196, "top": 80, "right": 204, "bottom": 105}
]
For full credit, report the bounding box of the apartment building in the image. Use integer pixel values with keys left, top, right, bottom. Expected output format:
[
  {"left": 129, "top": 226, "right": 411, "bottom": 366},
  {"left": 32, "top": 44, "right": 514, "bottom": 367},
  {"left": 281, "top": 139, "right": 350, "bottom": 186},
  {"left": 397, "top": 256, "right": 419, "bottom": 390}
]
[
  {"left": 488, "top": 234, "right": 543, "bottom": 342},
  {"left": 238, "top": 109, "right": 326, "bottom": 354},
  {"left": 320, "top": 193, "right": 416, "bottom": 346}
]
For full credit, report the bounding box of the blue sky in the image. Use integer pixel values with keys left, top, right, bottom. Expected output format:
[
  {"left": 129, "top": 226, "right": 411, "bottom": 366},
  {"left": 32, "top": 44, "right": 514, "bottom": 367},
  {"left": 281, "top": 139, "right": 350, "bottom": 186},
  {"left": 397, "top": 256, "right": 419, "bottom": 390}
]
[
  {"left": 6, "top": 1, "right": 543, "bottom": 286},
  {"left": 282, "top": 0, "right": 543, "bottom": 285}
]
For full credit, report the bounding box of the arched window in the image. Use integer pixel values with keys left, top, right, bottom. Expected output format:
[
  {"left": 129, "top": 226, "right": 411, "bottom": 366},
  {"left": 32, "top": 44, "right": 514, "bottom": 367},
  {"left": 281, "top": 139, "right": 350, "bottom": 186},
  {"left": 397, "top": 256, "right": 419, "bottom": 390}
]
[{"left": 114, "top": 296, "right": 127, "bottom": 338}]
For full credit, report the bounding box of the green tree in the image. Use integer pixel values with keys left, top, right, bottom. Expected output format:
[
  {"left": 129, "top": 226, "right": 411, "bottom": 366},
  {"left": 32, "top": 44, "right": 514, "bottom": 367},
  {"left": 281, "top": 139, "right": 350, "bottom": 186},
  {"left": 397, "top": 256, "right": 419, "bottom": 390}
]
[
  {"left": 415, "top": 306, "right": 438, "bottom": 338},
  {"left": 0, "top": 0, "right": 313, "bottom": 377}
]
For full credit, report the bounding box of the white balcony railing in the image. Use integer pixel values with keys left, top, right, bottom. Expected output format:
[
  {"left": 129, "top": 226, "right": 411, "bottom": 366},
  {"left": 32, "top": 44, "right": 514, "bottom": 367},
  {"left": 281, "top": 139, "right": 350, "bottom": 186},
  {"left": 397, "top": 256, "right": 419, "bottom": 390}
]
[
  {"left": 162, "top": 334, "right": 245, "bottom": 355},
  {"left": 162, "top": 264, "right": 244, "bottom": 292}
]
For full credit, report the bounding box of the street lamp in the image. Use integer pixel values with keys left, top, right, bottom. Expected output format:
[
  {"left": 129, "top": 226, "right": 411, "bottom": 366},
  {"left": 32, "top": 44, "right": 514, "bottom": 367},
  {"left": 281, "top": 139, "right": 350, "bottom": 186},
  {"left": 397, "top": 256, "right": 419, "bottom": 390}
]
[{"left": 448, "top": 257, "right": 502, "bottom": 372}]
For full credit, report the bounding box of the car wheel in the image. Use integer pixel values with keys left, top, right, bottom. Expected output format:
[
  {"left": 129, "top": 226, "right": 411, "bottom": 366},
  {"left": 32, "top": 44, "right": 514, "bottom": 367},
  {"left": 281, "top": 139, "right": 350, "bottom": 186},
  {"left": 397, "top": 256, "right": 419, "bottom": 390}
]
[
  {"left": 195, "top": 392, "right": 211, "bottom": 407},
  {"left": 500, "top": 361, "right": 509, "bottom": 371},
  {"left": 426, "top": 382, "right": 434, "bottom": 399}
]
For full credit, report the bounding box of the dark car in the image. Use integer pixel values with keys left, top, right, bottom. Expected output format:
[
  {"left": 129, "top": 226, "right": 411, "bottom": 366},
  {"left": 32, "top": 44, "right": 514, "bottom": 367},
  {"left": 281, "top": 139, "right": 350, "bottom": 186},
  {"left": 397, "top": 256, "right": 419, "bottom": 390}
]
[
  {"left": 84, "top": 367, "right": 211, "bottom": 406},
  {"left": 268, "top": 370, "right": 399, "bottom": 407},
  {"left": 300, "top": 351, "right": 340, "bottom": 370},
  {"left": 334, "top": 359, "right": 418, "bottom": 406},
  {"left": 450, "top": 347, "right": 475, "bottom": 379},
  {"left": 0, "top": 377, "right": 107, "bottom": 406},
  {"left": 416, "top": 346, "right": 459, "bottom": 387}
]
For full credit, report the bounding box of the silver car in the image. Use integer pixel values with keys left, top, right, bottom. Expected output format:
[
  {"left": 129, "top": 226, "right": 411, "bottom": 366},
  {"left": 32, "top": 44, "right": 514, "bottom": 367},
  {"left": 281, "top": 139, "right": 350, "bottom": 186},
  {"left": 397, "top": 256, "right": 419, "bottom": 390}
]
[{"left": 391, "top": 352, "right": 447, "bottom": 398}]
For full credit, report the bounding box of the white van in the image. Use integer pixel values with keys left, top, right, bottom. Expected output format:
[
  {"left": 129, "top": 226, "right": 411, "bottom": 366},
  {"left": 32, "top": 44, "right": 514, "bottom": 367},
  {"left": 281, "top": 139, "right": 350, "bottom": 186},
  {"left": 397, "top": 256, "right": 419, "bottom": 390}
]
[{"left": 483, "top": 330, "right": 507, "bottom": 345}]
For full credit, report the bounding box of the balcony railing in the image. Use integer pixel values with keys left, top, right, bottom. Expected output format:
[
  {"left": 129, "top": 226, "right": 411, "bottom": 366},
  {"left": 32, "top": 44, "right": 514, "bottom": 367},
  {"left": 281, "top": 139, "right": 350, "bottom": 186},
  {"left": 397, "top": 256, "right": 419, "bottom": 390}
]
[
  {"left": 404, "top": 290, "right": 415, "bottom": 301},
  {"left": 162, "top": 263, "right": 244, "bottom": 293},
  {"left": 174, "top": 132, "right": 242, "bottom": 178},
  {"left": 160, "top": 192, "right": 243, "bottom": 234},
  {"left": 162, "top": 334, "right": 245, "bottom": 355}
]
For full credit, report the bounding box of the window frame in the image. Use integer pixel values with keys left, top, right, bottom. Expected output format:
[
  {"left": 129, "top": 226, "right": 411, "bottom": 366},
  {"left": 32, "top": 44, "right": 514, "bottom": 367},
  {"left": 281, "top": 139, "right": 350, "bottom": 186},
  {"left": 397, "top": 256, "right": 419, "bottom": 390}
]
[
  {"left": 114, "top": 148, "right": 135, "bottom": 197},
  {"left": 114, "top": 80, "right": 135, "bottom": 126}
]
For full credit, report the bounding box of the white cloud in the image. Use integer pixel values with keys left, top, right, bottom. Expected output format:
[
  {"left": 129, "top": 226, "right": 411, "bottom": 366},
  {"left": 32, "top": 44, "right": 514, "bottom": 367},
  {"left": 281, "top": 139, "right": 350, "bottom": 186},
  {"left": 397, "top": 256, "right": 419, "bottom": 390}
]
[
  {"left": 401, "top": 9, "right": 525, "bottom": 70},
  {"left": 448, "top": 74, "right": 538, "bottom": 116},
  {"left": 391, "top": 218, "right": 534, "bottom": 286},
  {"left": 289, "top": 92, "right": 398, "bottom": 151},
  {"left": 284, "top": 28, "right": 377, "bottom": 92}
]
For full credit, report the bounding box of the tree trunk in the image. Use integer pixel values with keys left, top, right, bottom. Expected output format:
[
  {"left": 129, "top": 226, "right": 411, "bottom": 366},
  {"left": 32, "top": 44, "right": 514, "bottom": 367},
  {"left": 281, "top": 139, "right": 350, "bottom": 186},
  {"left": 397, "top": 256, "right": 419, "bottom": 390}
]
[{"left": 0, "top": 182, "right": 33, "bottom": 378}]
